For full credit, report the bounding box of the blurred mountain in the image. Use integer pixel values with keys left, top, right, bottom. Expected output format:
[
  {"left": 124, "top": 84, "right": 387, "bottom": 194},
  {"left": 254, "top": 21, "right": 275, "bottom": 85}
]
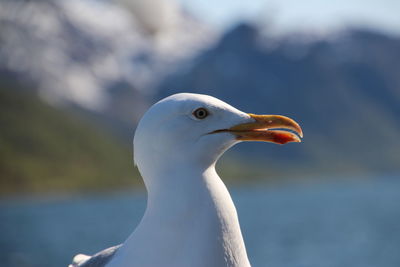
[
  {"left": 0, "top": 81, "right": 142, "bottom": 196},
  {"left": 1, "top": 0, "right": 400, "bottom": 193},
  {"left": 158, "top": 23, "right": 400, "bottom": 175},
  {"left": 0, "top": 0, "right": 216, "bottom": 129}
]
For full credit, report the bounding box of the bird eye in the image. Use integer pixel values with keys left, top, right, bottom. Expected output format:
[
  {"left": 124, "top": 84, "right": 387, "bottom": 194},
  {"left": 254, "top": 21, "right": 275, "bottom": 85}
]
[{"left": 193, "top": 108, "right": 209, "bottom": 119}]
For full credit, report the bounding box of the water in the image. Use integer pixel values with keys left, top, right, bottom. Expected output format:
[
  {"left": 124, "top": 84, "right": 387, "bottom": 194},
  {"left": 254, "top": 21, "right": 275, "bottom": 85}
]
[{"left": 1, "top": 177, "right": 400, "bottom": 267}]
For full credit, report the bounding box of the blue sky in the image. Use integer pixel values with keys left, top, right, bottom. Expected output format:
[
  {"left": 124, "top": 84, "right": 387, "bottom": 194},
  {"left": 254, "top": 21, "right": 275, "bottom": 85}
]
[{"left": 177, "top": 0, "right": 400, "bottom": 35}]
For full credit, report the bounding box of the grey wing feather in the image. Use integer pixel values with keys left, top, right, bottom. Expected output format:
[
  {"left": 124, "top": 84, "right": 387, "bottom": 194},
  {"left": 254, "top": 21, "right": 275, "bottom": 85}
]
[{"left": 79, "top": 244, "right": 122, "bottom": 267}]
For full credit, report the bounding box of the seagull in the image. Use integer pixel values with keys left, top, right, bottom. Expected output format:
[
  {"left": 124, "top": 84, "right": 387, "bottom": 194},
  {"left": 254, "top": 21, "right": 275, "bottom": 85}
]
[{"left": 70, "top": 93, "right": 303, "bottom": 267}]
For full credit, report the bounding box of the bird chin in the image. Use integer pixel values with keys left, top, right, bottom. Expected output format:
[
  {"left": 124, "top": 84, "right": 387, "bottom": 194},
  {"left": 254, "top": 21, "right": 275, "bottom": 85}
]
[{"left": 196, "top": 132, "right": 238, "bottom": 162}]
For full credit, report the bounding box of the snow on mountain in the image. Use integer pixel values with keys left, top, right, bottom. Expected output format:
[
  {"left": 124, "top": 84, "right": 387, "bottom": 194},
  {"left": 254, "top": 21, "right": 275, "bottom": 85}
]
[{"left": 0, "top": 0, "right": 216, "bottom": 111}]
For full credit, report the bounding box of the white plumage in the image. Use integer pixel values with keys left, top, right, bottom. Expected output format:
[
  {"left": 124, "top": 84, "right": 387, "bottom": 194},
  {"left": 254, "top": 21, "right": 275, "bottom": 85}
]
[{"left": 71, "top": 93, "right": 302, "bottom": 267}]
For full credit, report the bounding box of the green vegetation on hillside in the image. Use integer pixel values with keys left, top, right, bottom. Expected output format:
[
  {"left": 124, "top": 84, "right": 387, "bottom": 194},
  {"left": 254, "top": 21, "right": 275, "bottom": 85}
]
[{"left": 0, "top": 87, "right": 142, "bottom": 196}]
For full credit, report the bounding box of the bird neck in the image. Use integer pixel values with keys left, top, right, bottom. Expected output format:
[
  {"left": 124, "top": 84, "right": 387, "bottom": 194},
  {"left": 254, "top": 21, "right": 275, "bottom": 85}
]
[
  {"left": 144, "top": 163, "right": 217, "bottom": 211},
  {"left": 113, "top": 164, "right": 250, "bottom": 267}
]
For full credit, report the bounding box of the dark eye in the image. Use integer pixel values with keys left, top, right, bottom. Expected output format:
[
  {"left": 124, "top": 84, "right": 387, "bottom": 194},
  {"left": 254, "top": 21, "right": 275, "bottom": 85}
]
[{"left": 193, "top": 108, "right": 209, "bottom": 119}]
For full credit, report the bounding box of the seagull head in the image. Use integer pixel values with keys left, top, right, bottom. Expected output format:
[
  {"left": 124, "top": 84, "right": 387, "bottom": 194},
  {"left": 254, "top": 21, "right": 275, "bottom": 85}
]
[{"left": 134, "top": 93, "right": 302, "bottom": 180}]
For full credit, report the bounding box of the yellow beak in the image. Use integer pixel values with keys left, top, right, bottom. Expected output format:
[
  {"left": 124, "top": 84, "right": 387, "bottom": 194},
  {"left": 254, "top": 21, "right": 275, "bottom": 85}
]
[{"left": 212, "top": 114, "right": 303, "bottom": 145}]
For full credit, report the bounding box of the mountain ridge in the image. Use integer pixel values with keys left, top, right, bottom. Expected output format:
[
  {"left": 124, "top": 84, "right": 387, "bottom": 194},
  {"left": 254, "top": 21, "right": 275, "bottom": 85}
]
[{"left": 157, "top": 23, "right": 400, "bottom": 174}]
